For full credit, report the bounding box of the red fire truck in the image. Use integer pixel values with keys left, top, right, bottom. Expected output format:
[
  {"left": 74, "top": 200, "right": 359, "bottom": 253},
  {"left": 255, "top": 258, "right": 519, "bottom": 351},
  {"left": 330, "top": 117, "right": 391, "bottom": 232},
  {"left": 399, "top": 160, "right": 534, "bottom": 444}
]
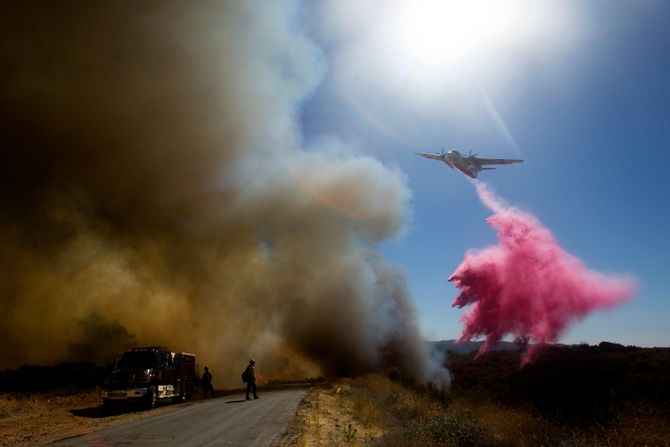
[{"left": 102, "top": 347, "right": 197, "bottom": 409}]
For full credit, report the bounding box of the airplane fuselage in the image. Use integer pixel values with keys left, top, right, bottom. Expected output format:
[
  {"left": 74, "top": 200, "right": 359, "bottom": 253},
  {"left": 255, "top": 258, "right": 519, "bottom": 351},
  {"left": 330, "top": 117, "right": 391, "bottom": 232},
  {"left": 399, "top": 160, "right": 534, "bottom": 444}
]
[
  {"left": 414, "top": 149, "right": 523, "bottom": 178},
  {"left": 444, "top": 150, "right": 479, "bottom": 178}
]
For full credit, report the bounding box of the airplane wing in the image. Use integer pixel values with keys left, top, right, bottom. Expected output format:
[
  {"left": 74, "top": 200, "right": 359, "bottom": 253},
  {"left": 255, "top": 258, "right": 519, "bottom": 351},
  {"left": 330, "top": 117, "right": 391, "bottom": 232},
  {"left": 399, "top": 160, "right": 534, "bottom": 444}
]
[
  {"left": 414, "top": 152, "right": 443, "bottom": 161},
  {"left": 474, "top": 157, "right": 523, "bottom": 166}
]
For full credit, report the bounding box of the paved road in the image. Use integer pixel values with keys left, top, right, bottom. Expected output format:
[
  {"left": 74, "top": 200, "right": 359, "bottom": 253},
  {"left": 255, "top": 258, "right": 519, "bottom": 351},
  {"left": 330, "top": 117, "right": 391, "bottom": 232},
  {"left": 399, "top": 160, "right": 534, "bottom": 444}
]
[{"left": 50, "top": 389, "right": 307, "bottom": 447}]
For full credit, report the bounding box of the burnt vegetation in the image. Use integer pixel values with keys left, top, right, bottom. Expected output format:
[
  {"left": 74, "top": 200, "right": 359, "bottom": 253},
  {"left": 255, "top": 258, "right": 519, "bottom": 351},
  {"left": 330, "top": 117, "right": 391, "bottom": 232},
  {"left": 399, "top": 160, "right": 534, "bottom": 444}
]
[
  {"left": 1, "top": 342, "right": 668, "bottom": 411},
  {"left": 447, "top": 342, "right": 670, "bottom": 426},
  {"left": 0, "top": 363, "right": 108, "bottom": 393}
]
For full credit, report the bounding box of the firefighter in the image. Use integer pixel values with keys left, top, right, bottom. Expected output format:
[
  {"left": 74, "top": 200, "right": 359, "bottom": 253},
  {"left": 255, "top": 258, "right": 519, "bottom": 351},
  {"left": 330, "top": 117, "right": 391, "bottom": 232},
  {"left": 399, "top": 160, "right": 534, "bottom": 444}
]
[
  {"left": 244, "top": 359, "right": 258, "bottom": 400},
  {"left": 201, "top": 366, "right": 215, "bottom": 398}
]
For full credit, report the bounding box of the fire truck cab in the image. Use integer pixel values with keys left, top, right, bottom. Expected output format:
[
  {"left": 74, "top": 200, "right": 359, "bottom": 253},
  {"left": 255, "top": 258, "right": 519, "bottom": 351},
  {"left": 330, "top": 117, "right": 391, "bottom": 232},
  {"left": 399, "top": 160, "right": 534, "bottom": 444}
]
[{"left": 102, "top": 346, "right": 197, "bottom": 410}]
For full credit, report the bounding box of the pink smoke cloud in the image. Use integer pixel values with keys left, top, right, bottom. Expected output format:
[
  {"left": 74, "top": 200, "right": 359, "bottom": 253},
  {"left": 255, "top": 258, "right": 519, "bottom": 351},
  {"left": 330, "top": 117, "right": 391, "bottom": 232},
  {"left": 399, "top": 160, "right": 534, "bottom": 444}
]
[{"left": 449, "top": 181, "right": 636, "bottom": 364}]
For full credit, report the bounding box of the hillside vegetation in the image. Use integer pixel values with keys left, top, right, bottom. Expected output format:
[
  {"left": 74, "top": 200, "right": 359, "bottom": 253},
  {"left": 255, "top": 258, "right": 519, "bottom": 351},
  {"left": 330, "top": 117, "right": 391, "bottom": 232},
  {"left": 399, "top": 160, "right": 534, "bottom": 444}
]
[
  {"left": 1, "top": 343, "right": 669, "bottom": 446},
  {"left": 291, "top": 343, "right": 670, "bottom": 446}
]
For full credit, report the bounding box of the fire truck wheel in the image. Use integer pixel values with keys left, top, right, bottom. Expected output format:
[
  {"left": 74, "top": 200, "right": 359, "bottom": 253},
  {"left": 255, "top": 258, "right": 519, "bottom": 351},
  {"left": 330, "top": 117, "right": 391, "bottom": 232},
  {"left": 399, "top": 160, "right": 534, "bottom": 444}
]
[
  {"left": 173, "top": 387, "right": 186, "bottom": 403},
  {"left": 145, "top": 386, "right": 157, "bottom": 409}
]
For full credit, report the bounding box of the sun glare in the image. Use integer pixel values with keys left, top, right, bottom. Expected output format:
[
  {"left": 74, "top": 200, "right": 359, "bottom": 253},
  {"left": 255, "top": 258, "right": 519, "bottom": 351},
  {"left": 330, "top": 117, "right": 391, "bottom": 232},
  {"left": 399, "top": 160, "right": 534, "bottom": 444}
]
[
  {"left": 390, "top": 0, "right": 529, "bottom": 71},
  {"left": 327, "top": 0, "right": 582, "bottom": 128}
]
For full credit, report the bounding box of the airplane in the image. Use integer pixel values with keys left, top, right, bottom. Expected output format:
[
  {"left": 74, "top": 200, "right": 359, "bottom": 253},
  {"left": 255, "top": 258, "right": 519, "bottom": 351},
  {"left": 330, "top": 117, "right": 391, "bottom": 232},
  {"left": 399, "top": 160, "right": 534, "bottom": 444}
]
[{"left": 414, "top": 149, "right": 523, "bottom": 178}]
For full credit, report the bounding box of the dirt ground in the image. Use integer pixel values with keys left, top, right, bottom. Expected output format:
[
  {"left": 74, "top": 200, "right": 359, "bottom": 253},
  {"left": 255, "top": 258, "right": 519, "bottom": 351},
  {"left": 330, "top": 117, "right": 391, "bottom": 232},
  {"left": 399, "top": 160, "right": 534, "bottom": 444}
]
[{"left": 0, "top": 389, "right": 194, "bottom": 447}]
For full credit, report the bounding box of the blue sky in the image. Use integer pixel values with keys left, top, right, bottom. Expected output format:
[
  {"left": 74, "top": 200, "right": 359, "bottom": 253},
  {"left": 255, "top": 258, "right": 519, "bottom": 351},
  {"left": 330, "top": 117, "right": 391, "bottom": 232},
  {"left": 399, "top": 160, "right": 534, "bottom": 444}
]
[{"left": 300, "top": 1, "right": 670, "bottom": 346}]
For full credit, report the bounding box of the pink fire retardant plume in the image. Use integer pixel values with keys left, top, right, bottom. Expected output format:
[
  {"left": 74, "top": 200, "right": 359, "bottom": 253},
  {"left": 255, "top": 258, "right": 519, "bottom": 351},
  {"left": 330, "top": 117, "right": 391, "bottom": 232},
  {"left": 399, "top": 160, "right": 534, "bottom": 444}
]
[{"left": 449, "top": 180, "right": 636, "bottom": 364}]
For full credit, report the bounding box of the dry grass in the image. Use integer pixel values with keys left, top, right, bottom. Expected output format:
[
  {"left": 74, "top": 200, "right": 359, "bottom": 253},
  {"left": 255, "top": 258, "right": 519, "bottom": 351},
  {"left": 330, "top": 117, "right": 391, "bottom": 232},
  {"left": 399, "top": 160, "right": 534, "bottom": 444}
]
[
  {"left": 287, "top": 374, "right": 670, "bottom": 447},
  {"left": 289, "top": 375, "right": 493, "bottom": 446},
  {"left": 283, "top": 381, "right": 385, "bottom": 447},
  {"left": 450, "top": 398, "right": 670, "bottom": 447},
  {"left": 1, "top": 390, "right": 100, "bottom": 446}
]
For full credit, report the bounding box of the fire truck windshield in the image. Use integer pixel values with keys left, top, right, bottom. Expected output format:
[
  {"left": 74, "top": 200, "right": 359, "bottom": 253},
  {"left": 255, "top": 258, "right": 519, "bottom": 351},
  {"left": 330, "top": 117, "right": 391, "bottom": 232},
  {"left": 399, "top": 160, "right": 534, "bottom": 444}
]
[{"left": 118, "top": 351, "right": 158, "bottom": 369}]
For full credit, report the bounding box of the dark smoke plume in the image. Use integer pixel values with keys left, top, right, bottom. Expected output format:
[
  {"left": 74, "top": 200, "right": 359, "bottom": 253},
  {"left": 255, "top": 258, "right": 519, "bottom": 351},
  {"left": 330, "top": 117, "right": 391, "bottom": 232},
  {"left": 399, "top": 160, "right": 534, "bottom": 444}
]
[{"left": 0, "top": 1, "right": 449, "bottom": 387}]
